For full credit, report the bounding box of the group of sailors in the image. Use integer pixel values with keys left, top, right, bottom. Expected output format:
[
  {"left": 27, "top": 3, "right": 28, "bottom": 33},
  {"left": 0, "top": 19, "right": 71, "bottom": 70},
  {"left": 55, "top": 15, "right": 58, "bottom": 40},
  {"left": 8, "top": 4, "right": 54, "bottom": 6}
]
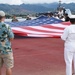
[
  {"left": 11, "top": 15, "right": 32, "bottom": 22},
  {"left": 11, "top": 8, "right": 71, "bottom": 22},
  {"left": 46, "top": 8, "right": 70, "bottom": 22}
]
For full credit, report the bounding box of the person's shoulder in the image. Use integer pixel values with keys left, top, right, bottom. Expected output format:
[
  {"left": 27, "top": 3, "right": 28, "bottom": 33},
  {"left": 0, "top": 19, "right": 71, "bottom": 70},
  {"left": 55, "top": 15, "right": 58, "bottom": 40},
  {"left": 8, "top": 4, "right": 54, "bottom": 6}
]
[
  {"left": 63, "top": 26, "right": 70, "bottom": 32},
  {"left": 65, "top": 25, "right": 75, "bottom": 31},
  {"left": 2, "top": 23, "right": 10, "bottom": 29},
  {"left": 65, "top": 26, "right": 70, "bottom": 29},
  {"left": 68, "top": 25, "right": 75, "bottom": 28}
]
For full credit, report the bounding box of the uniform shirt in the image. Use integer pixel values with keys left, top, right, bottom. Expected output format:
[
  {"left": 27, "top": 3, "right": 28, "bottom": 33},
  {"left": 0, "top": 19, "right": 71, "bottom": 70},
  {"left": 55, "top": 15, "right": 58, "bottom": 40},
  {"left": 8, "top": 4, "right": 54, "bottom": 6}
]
[
  {"left": 61, "top": 18, "right": 65, "bottom": 21},
  {"left": 61, "top": 25, "right": 75, "bottom": 48},
  {"left": 0, "top": 22, "right": 14, "bottom": 54},
  {"left": 58, "top": 10, "right": 64, "bottom": 18}
]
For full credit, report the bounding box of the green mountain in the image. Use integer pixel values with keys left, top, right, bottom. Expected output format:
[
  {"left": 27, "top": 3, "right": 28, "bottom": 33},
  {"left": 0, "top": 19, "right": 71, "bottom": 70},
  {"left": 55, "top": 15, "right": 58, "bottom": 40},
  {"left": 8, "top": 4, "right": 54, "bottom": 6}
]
[{"left": 0, "top": 3, "right": 75, "bottom": 15}]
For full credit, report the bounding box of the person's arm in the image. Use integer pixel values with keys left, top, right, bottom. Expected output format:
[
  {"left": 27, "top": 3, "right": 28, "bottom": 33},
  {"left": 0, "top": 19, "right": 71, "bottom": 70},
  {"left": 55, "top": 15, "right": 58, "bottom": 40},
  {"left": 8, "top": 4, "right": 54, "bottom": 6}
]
[
  {"left": 7, "top": 25, "right": 14, "bottom": 41},
  {"left": 61, "top": 27, "right": 69, "bottom": 41}
]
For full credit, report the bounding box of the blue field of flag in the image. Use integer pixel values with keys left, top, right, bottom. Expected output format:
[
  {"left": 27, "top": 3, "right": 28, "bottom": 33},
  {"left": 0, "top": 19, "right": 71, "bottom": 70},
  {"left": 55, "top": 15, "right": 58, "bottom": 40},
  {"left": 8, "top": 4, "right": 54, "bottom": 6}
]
[{"left": 6, "top": 16, "right": 63, "bottom": 27}]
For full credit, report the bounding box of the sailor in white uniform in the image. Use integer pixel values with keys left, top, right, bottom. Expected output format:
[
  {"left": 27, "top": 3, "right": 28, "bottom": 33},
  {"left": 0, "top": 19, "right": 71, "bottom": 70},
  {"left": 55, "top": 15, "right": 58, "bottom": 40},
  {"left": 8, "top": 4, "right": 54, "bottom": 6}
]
[{"left": 61, "top": 15, "right": 75, "bottom": 75}]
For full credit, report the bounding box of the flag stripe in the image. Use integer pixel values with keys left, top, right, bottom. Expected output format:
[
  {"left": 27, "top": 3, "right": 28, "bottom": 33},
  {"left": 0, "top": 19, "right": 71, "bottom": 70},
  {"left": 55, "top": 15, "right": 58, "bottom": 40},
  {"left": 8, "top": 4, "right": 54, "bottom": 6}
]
[{"left": 7, "top": 17, "right": 70, "bottom": 37}]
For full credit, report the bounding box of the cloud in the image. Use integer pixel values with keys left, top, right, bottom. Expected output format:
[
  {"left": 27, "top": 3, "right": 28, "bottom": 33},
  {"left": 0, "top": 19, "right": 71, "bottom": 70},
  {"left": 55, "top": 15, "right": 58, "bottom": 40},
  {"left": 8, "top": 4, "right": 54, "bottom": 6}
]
[
  {"left": 0, "top": 0, "right": 23, "bottom": 5},
  {"left": 22, "top": 0, "right": 75, "bottom": 4},
  {"left": 0, "top": 0, "right": 75, "bottom": 4}
]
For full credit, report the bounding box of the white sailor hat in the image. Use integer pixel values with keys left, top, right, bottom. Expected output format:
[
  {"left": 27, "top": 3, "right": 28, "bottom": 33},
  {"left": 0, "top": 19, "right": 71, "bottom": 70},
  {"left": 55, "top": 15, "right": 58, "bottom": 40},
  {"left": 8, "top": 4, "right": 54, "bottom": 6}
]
[
  {"left": 69, "top": 15, "right": 75, "bottom": 19},
  {"left": 0, "top": 10, "right": 5, "bottom": 16}
]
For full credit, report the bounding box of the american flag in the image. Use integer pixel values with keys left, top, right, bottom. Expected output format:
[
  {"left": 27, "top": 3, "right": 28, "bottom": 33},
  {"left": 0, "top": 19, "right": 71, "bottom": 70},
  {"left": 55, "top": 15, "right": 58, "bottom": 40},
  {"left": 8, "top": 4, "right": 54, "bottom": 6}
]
[{"left": 6, "top": 16, "right": 71, "bottom": 37}]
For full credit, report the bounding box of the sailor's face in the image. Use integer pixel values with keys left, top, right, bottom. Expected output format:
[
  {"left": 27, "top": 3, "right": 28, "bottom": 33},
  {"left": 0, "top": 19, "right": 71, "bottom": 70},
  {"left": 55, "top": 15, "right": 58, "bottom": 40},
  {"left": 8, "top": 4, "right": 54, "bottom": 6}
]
[{"left": 13, "top": 16, "right": 16, "bottom": 19}]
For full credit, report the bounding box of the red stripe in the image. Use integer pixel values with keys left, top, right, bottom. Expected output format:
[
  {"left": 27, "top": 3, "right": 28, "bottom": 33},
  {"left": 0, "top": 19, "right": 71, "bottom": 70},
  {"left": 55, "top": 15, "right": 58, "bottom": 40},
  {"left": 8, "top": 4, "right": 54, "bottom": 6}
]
[
  {"left": 42, "top": 25, "right": 64, "bottom": 30},
  {"left": 12, "top": 22, "right": 70, "bottom": 37},
  {"left": 12, "top": 27, "right": 63, "bottom": 36},
  {"left": 61, "top": 21, "right": 71, "bottom": 25},
  {"left": 20, "top": 26, "right": 63, "bottom": 33}
]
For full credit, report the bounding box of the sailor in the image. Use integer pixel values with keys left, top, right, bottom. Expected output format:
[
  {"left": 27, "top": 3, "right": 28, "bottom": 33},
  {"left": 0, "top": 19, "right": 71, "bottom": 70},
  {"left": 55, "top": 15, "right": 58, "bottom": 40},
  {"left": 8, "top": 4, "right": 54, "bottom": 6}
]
[
  {"left": 26, "top": 15, "right": 31, "bottom": 20},
  {"left": 61, "top": 15, "right": 75, "bottom": 75},
  {"left": 12, "top": 15, "right": 18, "bottom": 22},
  {"left": 58, "top": 8, "right": 64, "bottom": 19},
  {"left": 64, "top": 13, "right": 70, "bottom": 22},
  {"left": 60, "top": 16, "right": 65, "bottom": 21}
]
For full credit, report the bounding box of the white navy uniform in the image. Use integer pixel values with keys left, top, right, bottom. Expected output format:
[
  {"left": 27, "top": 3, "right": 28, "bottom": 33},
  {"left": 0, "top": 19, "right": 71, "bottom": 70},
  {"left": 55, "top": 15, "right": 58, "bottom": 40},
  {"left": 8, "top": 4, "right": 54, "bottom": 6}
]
[{"left": 61, "top": 24, "right": 75, "bottom": 75}]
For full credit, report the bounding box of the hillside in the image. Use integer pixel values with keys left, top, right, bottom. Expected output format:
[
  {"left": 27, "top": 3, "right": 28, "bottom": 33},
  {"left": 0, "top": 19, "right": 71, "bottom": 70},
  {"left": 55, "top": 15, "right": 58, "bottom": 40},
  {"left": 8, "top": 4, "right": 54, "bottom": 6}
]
[{"left": 0, "top": 3, "right": 75, "bottom": 15}]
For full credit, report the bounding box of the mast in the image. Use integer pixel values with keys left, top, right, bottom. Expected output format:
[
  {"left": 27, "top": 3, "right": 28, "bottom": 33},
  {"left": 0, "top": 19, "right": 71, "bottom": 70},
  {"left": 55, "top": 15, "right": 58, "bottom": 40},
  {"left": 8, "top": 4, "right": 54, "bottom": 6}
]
[
  {"left": 59, "top": 0, "right": 61, "bottom": 8},
  {"left": 57, "top": 0, "right": 62, "bottom": 11}
]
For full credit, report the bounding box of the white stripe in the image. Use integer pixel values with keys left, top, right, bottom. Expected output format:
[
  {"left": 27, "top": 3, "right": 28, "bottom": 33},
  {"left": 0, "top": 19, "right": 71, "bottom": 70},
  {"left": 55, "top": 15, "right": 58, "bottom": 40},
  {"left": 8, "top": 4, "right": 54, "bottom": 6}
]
[
  {"left": 12, "top": 27, "right": 62, "bottom": 35},
  {"left": 49, "top": 24, "right": 69, "bottom": 28},
  {"left": 28, "top": 34, "right": 61, "bottom": 37},
  {"left": 28, "top": 26, "right": 63, "bottom": 32},
  {"left": 27, "top": 34, "right": 53, "bottom": 37}
]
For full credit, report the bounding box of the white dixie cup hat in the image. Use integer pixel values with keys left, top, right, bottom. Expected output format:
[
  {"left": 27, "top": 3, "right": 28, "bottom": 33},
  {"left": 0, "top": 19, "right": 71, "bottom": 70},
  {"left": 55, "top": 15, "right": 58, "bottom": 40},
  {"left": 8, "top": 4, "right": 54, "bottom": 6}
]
[{"left": 69, "top": 15, "right": 75, "bottom": 19}]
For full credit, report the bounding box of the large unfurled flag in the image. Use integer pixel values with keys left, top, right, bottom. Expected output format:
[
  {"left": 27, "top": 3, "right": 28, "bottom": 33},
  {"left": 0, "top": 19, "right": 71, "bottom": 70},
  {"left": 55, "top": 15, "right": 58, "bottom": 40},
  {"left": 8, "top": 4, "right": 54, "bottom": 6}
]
[{"left": 6, "top": 16, "right": 71, "bottom": 37}]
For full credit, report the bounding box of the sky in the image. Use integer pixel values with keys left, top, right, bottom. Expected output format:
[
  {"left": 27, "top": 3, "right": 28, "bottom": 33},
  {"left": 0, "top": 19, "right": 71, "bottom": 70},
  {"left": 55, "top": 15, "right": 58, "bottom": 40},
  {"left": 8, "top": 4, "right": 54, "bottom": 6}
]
[{"left": 0, "top": 0, "right": 75, "bottom": 5}]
